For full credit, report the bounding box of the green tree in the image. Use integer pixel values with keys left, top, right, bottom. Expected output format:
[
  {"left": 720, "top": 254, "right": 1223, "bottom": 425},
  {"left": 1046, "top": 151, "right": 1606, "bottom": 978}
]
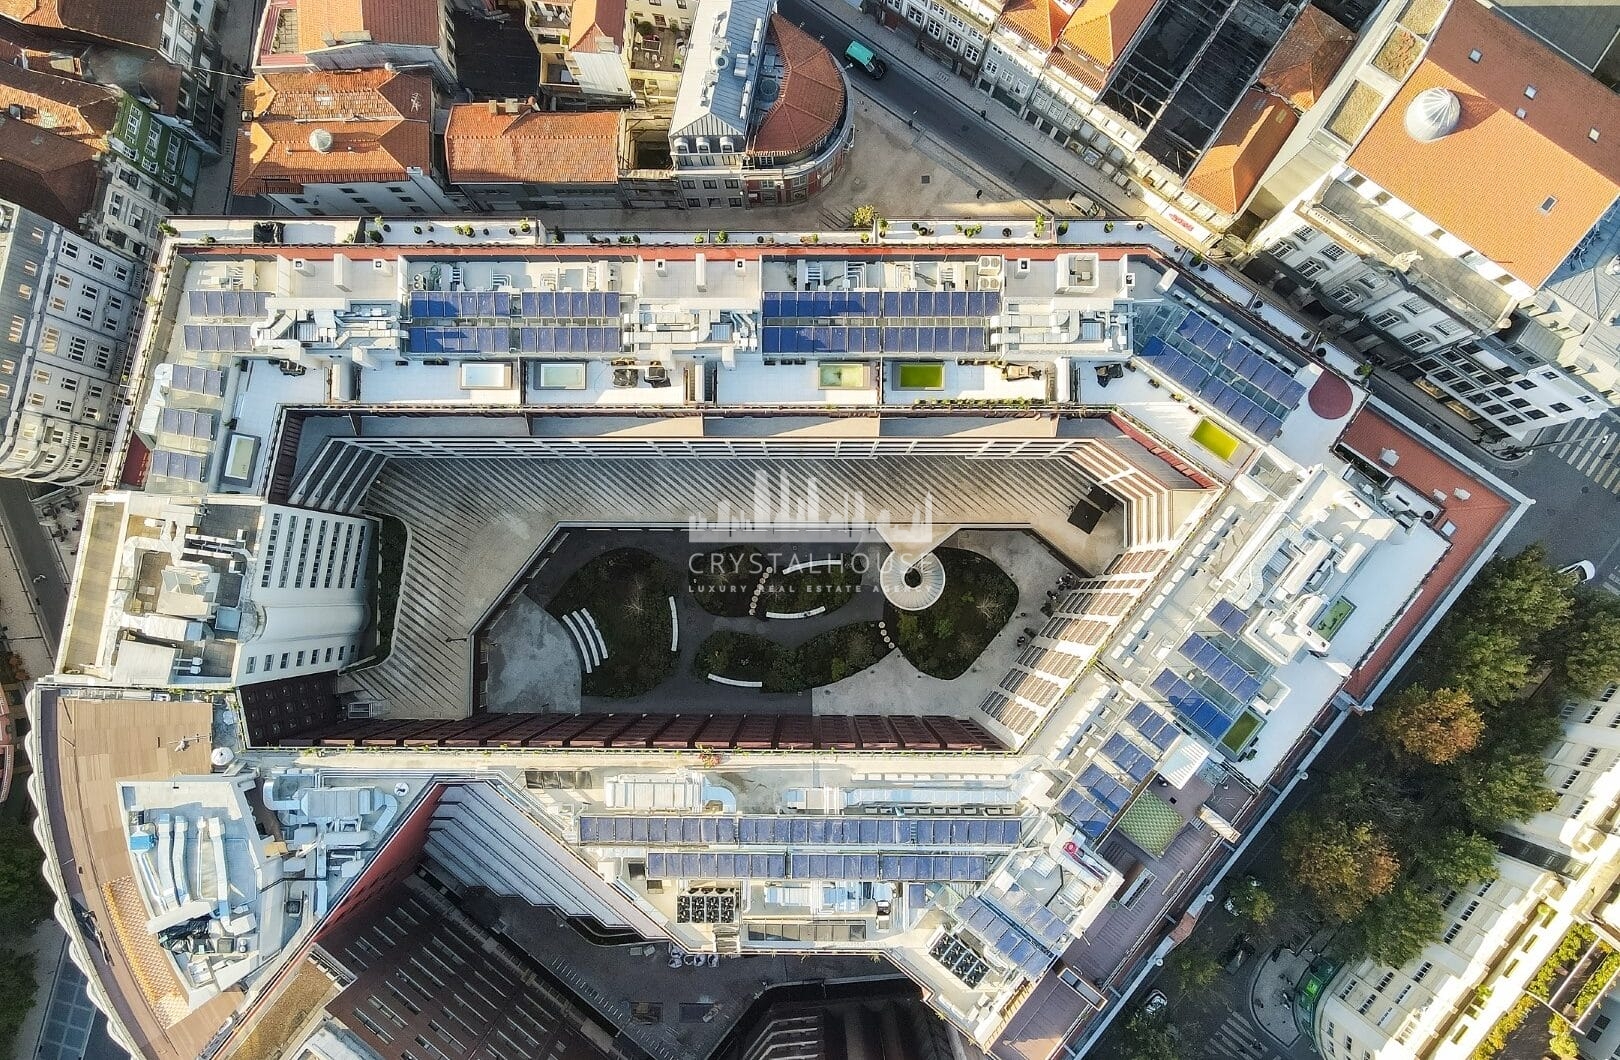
[
  {"left": 1322, "top": 765, "right": 1418, "bottom": 832},
  {"left": 1165, "top": 944, "right": 1220, "bottom": 989},
  {"left": 1413, "top": 829, "right": 1500, "bottom": 889},
  {"left": 1553, "top": 592, "right": 1620, "bottom": 698},
  {"left": 1445, "top": 744, "right": 1557, "bottom": 827},
  {"left": 1448, "top": 544, "right": 1575, "bottom": 646},
  {"left": 1338, "top": 883, "right": 1446, "bottom": 967},
  {"left": 1371, "top": 686, "right": 1484, "bottom": 764},
  {"left": 1435, "top": 625, "right": 1533, "bottom": 704},
  {"left": 1120, "top": 1011, "right": 1180, "bottom": 1060},
  {"left": 0, "top": 819, "right": 48, "bottom": 924},
  {"left": 1282, "top": 813, "right": 1400, "bottom": 921},
  {"left": 1225, "top": 878, "right": 1277, "bottom": 925},
  {"left": 0, "top": 946, "right": 37, "bottom": 1054}
]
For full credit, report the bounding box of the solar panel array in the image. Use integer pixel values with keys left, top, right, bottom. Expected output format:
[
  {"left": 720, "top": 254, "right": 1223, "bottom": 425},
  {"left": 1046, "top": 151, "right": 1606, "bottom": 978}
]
[
  {"left": 579, "top": 815, "right": 1021, "bottom": 847},
  {"left": 181, "top": 324, "right": 253, "bottom": 352},
  {"left": 1125, "top": 702, "right": 1180, "bottom": 753},
  {"left": 1055, "top": 764, "right": 1133, "bottom": 839},
  {"left": 165, "top": 365, "right": 225, "bottom": 396},
  {"left": 759, "top": 289, "right": 1000, "bottom": 355},
  {"left": 1208, "top": 599, "right": 1249, "bottom": 637},
  {"left": 644, "top": 851, "right": 988, "bottom": 881},
  {"left": 149, "top": 449, "right": 206, "bottom": 481},
  {"left": 1180, "top": 633, "right": 1263, "bottom": 703},
  {"left": 956, "top": 895, "right": 1062, "bottom": 979},
  {"left": 406, "top": 326, "right": 620, "bottom": 355},
  {"left": 188, "top": 290, "right": 270, "bottom": 318},
  {"left": 157, "top": 407, "right": 215, "bottom": 441},
  {"left": 1101, "top": 733, "right": 1155, "bottom": 784},
  {"left": 1151, "top": 668, "right": 1235, "bottom": 740},
  {"left": 408, "top": 290, "right": 622, "bottom": 320}
]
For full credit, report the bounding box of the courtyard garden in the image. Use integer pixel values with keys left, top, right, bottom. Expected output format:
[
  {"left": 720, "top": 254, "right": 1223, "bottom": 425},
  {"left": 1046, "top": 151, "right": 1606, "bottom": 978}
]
[
  {"left": 694, "top": 622, "right": 891, "bottom": 692},
  {"left": 546, "top": 547, "right": 681, "bottom": 697},
  {"left": 887, "top": 547, "right": 1019, "bottom": 679}
]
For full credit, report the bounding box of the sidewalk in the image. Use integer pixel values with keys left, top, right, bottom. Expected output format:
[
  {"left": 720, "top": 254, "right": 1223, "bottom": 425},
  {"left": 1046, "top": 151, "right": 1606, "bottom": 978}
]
[
  {"left": 1250, "top": 930, "right": 1333, "bottom": 1052},
  {"left": 0, "top": 520, "right": 57, "bottom": 679},
  {"left": 796, "top": 0, "right": 1166, "bottom": 227}
]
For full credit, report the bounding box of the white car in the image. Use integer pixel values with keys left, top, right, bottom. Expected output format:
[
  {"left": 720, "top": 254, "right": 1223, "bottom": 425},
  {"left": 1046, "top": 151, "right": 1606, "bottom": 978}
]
[{"left": 1559, "top": 561, "right": 1597, "bottom": 583}]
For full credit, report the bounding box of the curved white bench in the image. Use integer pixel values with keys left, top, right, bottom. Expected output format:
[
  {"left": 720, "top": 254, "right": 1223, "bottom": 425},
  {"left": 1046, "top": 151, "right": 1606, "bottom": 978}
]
[
  {"left": 561, "top": 611, "right": 600, "bottom": 671},
  {"left": 668, "top": 596, "right": 679, "bottom": 652},
  {"left": 707, "top": 674, "right": 765, "bottom": 688},
  {"left": 578, "top": 609, "right": 608, "bottom": 660},
  {"left": 765, "top": 606, "right": 826, "bottom": 620}
]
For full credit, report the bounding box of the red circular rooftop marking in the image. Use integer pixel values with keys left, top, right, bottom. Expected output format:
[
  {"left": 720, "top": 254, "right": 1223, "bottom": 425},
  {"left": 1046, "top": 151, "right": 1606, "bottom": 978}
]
[{"left": 1308, "top": 372, "right": 1354, "bottom": 420}]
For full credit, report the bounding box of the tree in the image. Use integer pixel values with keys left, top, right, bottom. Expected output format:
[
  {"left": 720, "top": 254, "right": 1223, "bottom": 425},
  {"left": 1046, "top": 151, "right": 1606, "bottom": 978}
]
[
  {"left": 1371, "top": 686, "right": 1484, "bottom": 764},
  {"left": 1338, "top": 883, "right": 1446, "bottom": 967},
  {"left": 850, "top": 204, "right": 876, "bottom": 230},
  {"left": 0, "top": 820, "right": 48, "bottom": 925},
  {"left": 1165, "top": 944, "right": 1220, "bottom": 989},
  {"left": 1282, "top": 813, "right": 1399, "bottom": 921},
  {"left": 1434, "top": 625, "right": 1533, "bottom": 704},
  {"left": 1448, "top": 545, "right": 1575, "bottom": 646},
  {"left": 1225, "top": 878, "right": 1277, "bottom": 925},
  {"left": 1322, "top": 765, "right": 1418, "bottom": 832},
  {"left": 1445, "top": 745, "right": 1557, "bottom": 827},
  {"left": 0, "top": 946, "right": 37, "bottom": 1054},
  {"left": 1553, "top": 592, "right": 1620, "bottom": 698},
  {"left": 1120, "top": 1011, "right": 1180, "bottom": 1060},
  {"left": 1413, "top": 829, "right": 1500, "bottom": 889}
]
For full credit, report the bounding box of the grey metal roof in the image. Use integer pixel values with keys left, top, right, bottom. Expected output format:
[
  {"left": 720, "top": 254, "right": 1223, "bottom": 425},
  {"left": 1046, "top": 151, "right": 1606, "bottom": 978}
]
[{"left": 669, "top": 0, "right": 773, "bottom": 142}]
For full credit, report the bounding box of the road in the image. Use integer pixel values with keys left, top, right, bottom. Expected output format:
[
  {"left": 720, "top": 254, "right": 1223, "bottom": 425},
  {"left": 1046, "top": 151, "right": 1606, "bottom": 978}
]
[
  {"left": 779, "top": 0, "right": 1069, "bottom": 204},
  {"left": 0, "top": 479, "right": 69, "bottom": 649}
]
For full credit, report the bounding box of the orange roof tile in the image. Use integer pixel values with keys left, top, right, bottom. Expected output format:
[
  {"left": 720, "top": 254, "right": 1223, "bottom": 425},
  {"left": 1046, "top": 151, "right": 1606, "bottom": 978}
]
[
  {"left": 1257, "top": 5, "right": 1353, "bottom": 111},
  {"left": 1050, "top": 0, "right": 1153, "bottom": 91},
  {"left": 0, "top": 116, "right": 99, "bottom": 227},
  {"left": 998, "top": 0, "right": 1073, "bottom": 52},
  {"left": 0, "top": 60, "right": 118, "bottom": 149},
  {"left": 0, "top": 0, "right": 164, "bottom": 50},
  {"left": 444, "top": 104, "right": 619, "bottom": 184},
  {"left": 232, "top": 69, "right": 436, "bottom": 196},
  {"left": 568, "top": 0, "right": 625, "bottom": 53},
  {"left": 752, "top": 15, "right": 846, "bottom": 157},
  {"left": 295, "top": 0, "right": 442, "bottom": 52},
  {"left": 1185, "top": 88, "right": 1298, "bottom": 215},
  {"left": 1338, "top": 407, "right": 1514, "bottom": 702},
  {"left": 1344, "top": 0, "right": 1620, "bottom": 287}
]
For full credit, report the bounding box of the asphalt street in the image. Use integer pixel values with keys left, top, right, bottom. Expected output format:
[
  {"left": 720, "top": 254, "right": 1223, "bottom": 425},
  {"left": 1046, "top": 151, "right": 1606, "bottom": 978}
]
[
  {"left": 0, "top": 479, "right": 69, "bottom": 649},
  {"left": 778, "top": 0, "right": 1068, "bottom": 203}
]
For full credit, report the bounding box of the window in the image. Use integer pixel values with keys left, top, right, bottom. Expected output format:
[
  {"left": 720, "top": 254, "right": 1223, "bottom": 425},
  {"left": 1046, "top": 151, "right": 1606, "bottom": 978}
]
[
  {"left": 1442, "top": 921, "right": 1464, "bottom": 943},
  {"left": 55, "top": 399, "right": 72, "bottom": 414},
  {"left": 1540, "top": 196, "right": 1557, "bottom": 213},
  {"left": 6, "top": 317, "right": 23, "bottom": 343},
  {"left": 1298, "top": 258, "right": 1325, "bottom": 278},
  {"left": 1372, "top": 310, "right": 1404, "bottom": 329},
  {"left": 1524, "top": 85, "right": 1536, "bottom": 98},
  {"left": 246, "top": 656, "right": 256, "bottom": 674},
  {"left": 1468, "top": 48, "right": 1481, "bottom": 62},
  {"left": 1412, "top": 962, "right": 1433, "bottom": 983},
  {"left": 1320, "top": 243, "right": 1346, "bottom": 261},
  {"left": 1329, "top": 287, "right": 1360, "bottom": 307},
  {"left": 1403, "top": 332, "right": 1433, "bottom": 350}
]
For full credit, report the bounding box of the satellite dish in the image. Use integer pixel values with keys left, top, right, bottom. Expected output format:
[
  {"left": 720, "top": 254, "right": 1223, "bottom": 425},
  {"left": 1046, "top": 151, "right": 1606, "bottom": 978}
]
[
  {"left": 393, "top": 783, "right": 410, "bottom": 798},
  {"left": 308, "top": 128, "right": 335, "bottom": 153},
  {"left": 211, "top": 747, "right": 235, "bottom": 768}
]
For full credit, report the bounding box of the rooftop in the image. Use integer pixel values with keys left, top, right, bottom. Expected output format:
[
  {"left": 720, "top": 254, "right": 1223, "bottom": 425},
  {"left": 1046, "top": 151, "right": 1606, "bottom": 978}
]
[
  {"left": 294, "top": 0, "right": 443, "bottom": 53},
  {"left": 0, "top": 0, "right": 163, "bottom": 51},
  {"left": 1255, "top": 4, "right": 1354, "bottom": 111},
  {"left": 1344, "top": 0, "right": 1620, "bottom": 287},
  {"left": 1049, "top": 0, "right": 1155, "bottom": 91},
  {"left": 1185, "top": 88, "right": 1299, "bottom": 216},
  {"left": 444, "top": 104, "right": 621, "bottom": 185},
  {"left": 232, "top": 68, "right": 436, "bottom": 196},
  {"left": 751, "top": 16, "right": 846, "bottom": 157}
]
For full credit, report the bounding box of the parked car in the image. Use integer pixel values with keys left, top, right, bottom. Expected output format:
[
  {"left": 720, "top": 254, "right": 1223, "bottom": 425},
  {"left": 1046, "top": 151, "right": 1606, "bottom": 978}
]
[
  {"left": 1142, "top": 990, "right": 1169, "bottom": 1018},
  {"left": 1559, "top": 560, "right": 1597, "bottom": 583},
  {"left": 845, "top": 41, "right": 887, "bottom": 79},
  {"left": 1220, "top": 934, "right": 1256, "bottom": 975},
  {"left": 1066, "top": 191, "right": 1103, "bottom": 218}
]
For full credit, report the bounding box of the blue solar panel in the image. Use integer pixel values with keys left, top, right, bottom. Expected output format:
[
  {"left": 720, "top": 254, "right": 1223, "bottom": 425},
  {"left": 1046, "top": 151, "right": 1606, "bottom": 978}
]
[
  {"left": 1209, "top": 599, "right": 1248, "bottom": 637},
  {"left": 1181, "top": 633, "right": 1263, "bottom": 703},
  {"left": 1153, "top": 671, "right": 1236, "bottom": 740},
  {"left": 1176, "top": 310, "right": 1206, "bottom": 338},
  {"left": 1055, "top": 787, "right": 1114, "bottom": 838},
  {"left": 1102, "top": 734, "right": 1154, "bottom": 783},
  {"left": 1126, "top": 702, "right": 1180, "bottom": 752}
]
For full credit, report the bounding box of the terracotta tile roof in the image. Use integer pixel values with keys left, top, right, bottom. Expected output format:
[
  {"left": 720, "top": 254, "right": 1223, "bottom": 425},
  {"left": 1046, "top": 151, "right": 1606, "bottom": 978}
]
[
  {"left": 0, "top": 59, "right": 119, "bottom": 149},
  {"left": 1344, "top": 0, "right": 1620, "bottom": 288},
  {"left": 752, "top": 15, "right": 845, "bottom": 157},
  {"left": 0, "top": 17, "right": 86, "bottom": 68},
  {"left": 0, "top": 0, "right": 164, "bottom": 50},
  {"left": 1049, "top": 0, "right": 1153, "bottom": 91},
  {"left": 1337, "top": 406, "right": 1514, "bottom": 702},
  {"left": 444, "top": 104, "right": 619, "bottom": 184},
  {"left": 1257, "top": 5, "right": 1353, "bottom": 111},
  {"left": 1185, "top": 88, "right": 1298, "bottom": 215},
  {"left": 295, "top": 0, "right": 442, "bottom": 53},
  {"left": 998, "top": 0, "right": 1073, "bottom": 51},
  {"left": 568, "top": 0, "right": 625, "bottom": 53},
  {"left": 0, "top": 116, "right": 99, "bottom": 227},
  {"left": 232, "top": 69, "right": 436, "bottom": 196}
]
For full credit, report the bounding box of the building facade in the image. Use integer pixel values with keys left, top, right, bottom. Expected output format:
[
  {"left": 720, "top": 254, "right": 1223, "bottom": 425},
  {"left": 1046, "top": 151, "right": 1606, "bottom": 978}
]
[
  {"left": 1312, "top": 682, "right": 1620, "bottom": 1059},
  {"left": 0, "top": 200, "right": 140, "bottom": 483}
]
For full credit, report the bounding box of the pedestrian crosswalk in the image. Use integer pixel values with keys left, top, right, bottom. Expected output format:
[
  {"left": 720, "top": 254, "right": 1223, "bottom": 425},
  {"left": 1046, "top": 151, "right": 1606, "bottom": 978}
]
[
  {"left": 1201, "top": 1012, "right": 1276, "bottom": 1060},
  {"left": 1542, "top": 419, "right": 1620, "bottom": 493}
]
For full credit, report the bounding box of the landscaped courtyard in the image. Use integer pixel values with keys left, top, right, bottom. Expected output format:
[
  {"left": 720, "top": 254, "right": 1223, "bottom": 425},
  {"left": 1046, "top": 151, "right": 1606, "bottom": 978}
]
[{"left": 483, "top": 528, "right": 1078, "bottom": 714}]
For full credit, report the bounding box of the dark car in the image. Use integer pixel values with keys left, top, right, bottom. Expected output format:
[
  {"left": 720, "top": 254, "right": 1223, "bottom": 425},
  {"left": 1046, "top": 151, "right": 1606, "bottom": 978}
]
[{"left": 1220, "top": 934, "right": 1256, "bottom": 974}]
